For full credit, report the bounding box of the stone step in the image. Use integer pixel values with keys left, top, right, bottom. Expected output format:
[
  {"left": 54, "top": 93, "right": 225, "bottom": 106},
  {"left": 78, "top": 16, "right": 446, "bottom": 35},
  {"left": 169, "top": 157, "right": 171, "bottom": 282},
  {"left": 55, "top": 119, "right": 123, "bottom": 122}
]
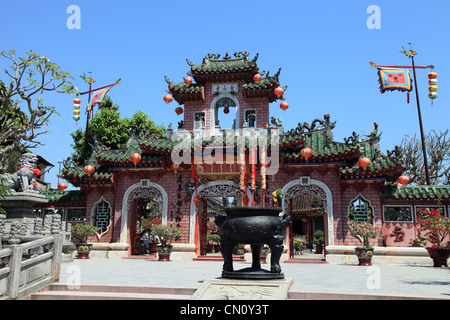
[
  {"left": 284, "top": 258, "right": 328, "bottom": 264},
  {"left": 193, "top": 255, "right": 245, "bottom": 262},
  {"left": 28, "top": 283, "right": 197, "bottom": 300}
]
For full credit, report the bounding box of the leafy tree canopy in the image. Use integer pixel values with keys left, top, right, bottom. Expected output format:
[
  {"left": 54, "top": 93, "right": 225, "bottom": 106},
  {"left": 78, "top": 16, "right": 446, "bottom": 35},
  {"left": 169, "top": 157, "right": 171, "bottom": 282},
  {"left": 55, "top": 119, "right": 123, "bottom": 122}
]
[{"left": 70, "top": 97, "right": 166, "bottom": 164}]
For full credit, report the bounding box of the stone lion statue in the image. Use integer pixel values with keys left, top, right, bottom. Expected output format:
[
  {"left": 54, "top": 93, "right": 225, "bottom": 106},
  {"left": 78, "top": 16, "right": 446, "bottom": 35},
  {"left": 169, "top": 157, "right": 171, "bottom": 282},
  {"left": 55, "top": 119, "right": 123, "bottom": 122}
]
[{"left": 1, "top": 152, "right": 40, "bottom": 192}]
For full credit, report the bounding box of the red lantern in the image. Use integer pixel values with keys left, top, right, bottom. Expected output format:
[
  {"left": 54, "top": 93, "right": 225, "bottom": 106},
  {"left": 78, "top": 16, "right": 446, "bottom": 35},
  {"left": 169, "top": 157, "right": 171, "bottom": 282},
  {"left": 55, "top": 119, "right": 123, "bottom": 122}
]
[
  {"left": 175, "top": 107, "right": 184, "bottom": 115},
  {"left": 130, "top": 153, "right": 141, "bottom": 166},
  {"left": 274, "top": 87, "right": 284, "bottom": 97},
  {"left": 280, "top": 101, "right": 289, "bottom": 111},
  {"left": 428, "top": 72, "right": 438, "bottom": 79},
  {"left": 253, "top": 73, "right": 262, "bottom": 82},
  {"left": 73, "top": 98, "right": 81, "bottom": 104},
  {"left": 358, "top": 157, "right": 371, "bottom": 170},
  {"left": 301, "top": 147, "right": 313, "bottom": 160},
  {"left": 184, "top": 77, "right": 193, "bottom": 85},
  {"left": 223, "top": 107, "right": 230, "bottom": 114},
  {"left": 194, "top": 197, "right": 199, "bottom": 204},
  {"left": 171, "top": 163, "right": 180, "bottom": 174},
  {"left": 163, "top": 95, "right": 173, "bottom": 104},
  {"left": 57, "top": 182, "right": 68, "bottom": 190},
  {"left": 398, "top": 175, "right": 410, "bottom": 185},
  {"left": 83, "top": 164, "right": 95, "bottom": 176}
]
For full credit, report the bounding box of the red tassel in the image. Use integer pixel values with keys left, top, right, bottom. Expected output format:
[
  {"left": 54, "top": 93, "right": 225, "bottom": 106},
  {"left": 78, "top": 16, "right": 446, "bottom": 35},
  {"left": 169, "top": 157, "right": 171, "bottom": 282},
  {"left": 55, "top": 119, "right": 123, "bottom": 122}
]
[{"left": 407, "top": 92, "right": 410, "bottom": 104}]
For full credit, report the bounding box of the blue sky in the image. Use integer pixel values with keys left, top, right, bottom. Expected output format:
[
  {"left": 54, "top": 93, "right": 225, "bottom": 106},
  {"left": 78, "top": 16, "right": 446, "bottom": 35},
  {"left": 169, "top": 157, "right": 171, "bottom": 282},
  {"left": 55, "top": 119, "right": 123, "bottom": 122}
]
[{"left": 1, "top": 0, "right": 449, "bottom": 189}]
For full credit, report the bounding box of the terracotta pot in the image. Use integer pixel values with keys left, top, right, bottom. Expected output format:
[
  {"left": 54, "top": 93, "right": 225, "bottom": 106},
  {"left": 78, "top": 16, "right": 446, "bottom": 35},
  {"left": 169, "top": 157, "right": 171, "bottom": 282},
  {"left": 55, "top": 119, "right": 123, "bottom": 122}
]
[
  {"left": 355, "top": 247, "right": 374, "bottom": 266},
  {"left": 75, "top": 243, "right": 93, "bottom": 259},
  {"left": 315, "top": 245, "right": 323, "bottom": 254},
  {"left": 157, "top": 244, "right": 173, "bottom": 261},
  {"left": 148, "top": 242, "right": 158, "bottom": 254},
  {"left": 426, "top": 248, "right": 450, "bottom": 268}
]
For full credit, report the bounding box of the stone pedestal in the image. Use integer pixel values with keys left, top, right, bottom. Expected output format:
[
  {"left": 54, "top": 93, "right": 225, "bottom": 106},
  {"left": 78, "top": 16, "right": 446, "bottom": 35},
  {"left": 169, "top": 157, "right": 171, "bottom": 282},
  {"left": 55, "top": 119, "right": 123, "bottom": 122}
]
[
  {"left": 2, "top": 192, "right": 48, "bottom": 221},
  {"left": 192, "top": 278, "right": 293, "bottom": 300}
]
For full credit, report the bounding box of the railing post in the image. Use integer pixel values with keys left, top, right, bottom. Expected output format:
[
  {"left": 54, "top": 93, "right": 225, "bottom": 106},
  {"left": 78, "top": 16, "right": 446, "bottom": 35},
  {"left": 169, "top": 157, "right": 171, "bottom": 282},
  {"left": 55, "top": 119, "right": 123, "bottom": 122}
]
[
  {"left": 51, "top": 233, "right": 63, "bottom": 281},
  {"left": 7, "top": 245, "right": 23, "bottom": 300}
]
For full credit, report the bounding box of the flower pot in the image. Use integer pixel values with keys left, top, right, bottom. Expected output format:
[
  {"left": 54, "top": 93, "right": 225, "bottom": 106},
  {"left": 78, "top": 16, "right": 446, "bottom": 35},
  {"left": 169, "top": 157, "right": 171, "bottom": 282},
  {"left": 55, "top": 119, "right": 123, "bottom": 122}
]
[
  {"left": 355, "top": 247, "right": 374, "bottom": 266},
  {"left": 315, "top": 245, "right": 323, "bottom": 254},
  {"left": 157, "top": 244, "right": 173, "bottom": 261},
  {"left": 75, "top": 243, "right": 93, "bottom": 259},
  {"left": 148, "top": 242, "right": 159, "bottom": 254},
  {"left": 426, "top": 248, "right": 450, "bottom": 268}
]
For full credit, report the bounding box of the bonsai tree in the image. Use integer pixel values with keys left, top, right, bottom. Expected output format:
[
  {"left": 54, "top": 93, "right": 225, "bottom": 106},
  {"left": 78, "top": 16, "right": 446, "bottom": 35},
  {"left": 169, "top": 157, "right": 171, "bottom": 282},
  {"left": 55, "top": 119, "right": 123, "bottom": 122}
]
[
  {"left": 415, "top": 208, "right": 450, "bottom": 249},
  {"left": 152, "top": 224, "right": 181, "bottom": 247},
  {"left": 312, "top": 230, "right": 324, "bottom": 246},
  {"left": 347, "top": 220, "right": 381, "bottom": 248},
  {"left": 71, "top": 223, "right": 98, "bottom": 244},
  {"left": 140, "top": 215, "right": 162, "bottom": 242}
]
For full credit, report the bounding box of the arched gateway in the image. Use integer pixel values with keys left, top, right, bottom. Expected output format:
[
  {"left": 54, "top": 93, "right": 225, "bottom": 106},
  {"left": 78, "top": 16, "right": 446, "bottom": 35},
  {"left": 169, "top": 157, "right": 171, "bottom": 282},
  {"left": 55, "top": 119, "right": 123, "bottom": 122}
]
[
  {"left": 120, "top": 180, "right": 168, "bottom": 244},
  {"left": 281, "top": 178, "right": 334, "bottom": 246}
]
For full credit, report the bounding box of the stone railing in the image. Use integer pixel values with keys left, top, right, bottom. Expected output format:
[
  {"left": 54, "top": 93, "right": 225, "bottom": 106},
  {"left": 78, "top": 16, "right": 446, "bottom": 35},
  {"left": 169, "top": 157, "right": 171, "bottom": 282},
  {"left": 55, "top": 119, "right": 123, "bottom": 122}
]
[
  {"left": 0, "top": 212, "right": 69, "bottom": 300},
  {"left": 0, "top": 233, "right": 63, "bottom": 300}
]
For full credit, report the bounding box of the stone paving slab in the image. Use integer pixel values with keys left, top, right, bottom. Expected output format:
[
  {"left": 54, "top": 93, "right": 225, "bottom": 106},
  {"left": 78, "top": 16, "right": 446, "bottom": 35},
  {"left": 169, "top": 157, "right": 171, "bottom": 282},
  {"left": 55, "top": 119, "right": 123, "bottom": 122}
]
[{"left": 57, "top": 259, "right": 450, "bottom": 299}]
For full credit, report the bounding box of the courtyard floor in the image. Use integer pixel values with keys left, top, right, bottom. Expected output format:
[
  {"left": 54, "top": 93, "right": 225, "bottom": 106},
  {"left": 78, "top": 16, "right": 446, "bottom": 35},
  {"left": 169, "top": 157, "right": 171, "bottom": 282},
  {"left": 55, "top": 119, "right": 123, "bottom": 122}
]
[{"left": 58, "top": 258, "right": 450, "bottom": 299}]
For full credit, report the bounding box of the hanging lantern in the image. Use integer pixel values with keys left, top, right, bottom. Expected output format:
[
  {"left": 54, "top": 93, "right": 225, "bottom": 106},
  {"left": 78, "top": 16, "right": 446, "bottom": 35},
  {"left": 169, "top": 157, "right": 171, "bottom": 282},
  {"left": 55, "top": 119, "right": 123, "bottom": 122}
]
[
  {"left": 57, "top": 182, "right": 68, "bottom": 191},
  {"left": 73, "top": 109, "right": 80, "bottom": 115},
  {"left": 280, "top": 101, "right": 289, "bottom": 111},
  {"left": 358, "top": 157, "right": 371, "bottom": 170},
  {"left": 428, "top": 72, "right": 438, "bottom": 79},
  {"left": 223, "top": 107, "right": 230, "bottom": 114},
  {"left": 171, "top": 163, "right": 181, "bottom": 174},
  {"left": 175, "top": 107, "right": 184, "bottom": 115},
  {"left": 73, "top": 104, "right": 81, "bottom": 110},
  {"left": 253, "top": 73, "right": 262, "bottom": 82},
  {"left": 301, "top": 147, "right": 313, "bottom": 160},
  {"left": 274, "top": 87, "right": 284, "bottom": 97},
  {"left": 184, "top": 76, "right": 193, "bottom": 85},
  {"left": 427, "top": 71, "right": 438, "bottom": 105},
  {"left": 163, "top": 95, "right": 173, "bottom": 104},
  {"left": 130, "top": 153, "right": 141, "bottom": 166},
  {"left": 83, "top": 164, "right": 95, "bottom": 176},
  {"left": 73, "top": 98, "right": 81, "bottom": 104},
  {"left": 73, "top": 115, "right": 80, "bottom": 121},
  {"left": 398, "top": 175, "right": 410, "bottom": 185}
]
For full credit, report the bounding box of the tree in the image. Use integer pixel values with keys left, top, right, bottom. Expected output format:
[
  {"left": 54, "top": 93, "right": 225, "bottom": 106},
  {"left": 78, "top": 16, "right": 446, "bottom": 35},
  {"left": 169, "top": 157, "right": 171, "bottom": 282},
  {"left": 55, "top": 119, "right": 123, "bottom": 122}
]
[
  {"left": 0, "top": 50, "right": 76, "bottom": 171},
  {"left": 401, "top": 129, "right": 450, "bottom": 185},
  {"left": 70, "top": 97, "right": 166, "bottom": 164}
]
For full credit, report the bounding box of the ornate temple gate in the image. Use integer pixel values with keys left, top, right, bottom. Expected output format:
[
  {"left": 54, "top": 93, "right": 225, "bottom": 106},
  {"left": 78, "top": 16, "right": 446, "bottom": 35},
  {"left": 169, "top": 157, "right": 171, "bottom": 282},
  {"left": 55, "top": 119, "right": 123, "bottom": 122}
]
[
  {"left": 282, "top": 178, "right": 333, "bottom": 259},
  {"left": 190, "top": 181, "right": 250, "bottom": 256}
]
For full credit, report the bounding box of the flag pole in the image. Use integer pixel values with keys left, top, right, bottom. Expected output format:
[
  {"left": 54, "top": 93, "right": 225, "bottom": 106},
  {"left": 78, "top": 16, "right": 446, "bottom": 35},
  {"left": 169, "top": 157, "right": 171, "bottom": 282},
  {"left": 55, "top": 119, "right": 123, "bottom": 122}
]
[
  {"left": 81, "top": 81, "right": 92, "bottom": 165},
  {"left": 410, "top": 55, "right": 431, "bottom": 185}
]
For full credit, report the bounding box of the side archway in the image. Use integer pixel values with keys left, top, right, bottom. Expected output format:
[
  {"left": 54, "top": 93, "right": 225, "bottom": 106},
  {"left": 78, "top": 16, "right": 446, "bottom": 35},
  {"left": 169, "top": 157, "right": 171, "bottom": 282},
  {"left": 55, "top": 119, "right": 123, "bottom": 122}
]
[
  {"left": 281, "top": 178, "right": 335, "bottom": 245},
  {"left": 119, "top": 179, "right": 168, "bottom": 243}
]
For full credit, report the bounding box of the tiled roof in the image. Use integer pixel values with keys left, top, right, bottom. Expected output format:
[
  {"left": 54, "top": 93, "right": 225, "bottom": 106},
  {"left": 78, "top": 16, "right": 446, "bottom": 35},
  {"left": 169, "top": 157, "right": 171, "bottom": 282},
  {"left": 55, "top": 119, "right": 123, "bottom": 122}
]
[
  {"left": 382, "top": 185, "right": 450, "bottom": 200},
  {"left": 39, "top": 190, "right": 86, "bottom": 203}
]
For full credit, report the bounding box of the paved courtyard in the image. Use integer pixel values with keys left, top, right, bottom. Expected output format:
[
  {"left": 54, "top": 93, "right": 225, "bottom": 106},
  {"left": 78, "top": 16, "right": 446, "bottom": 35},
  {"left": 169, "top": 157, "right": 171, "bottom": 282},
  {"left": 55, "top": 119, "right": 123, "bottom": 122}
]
[{"left": 58, "top": 259, "right": 450, "bottom": 299}]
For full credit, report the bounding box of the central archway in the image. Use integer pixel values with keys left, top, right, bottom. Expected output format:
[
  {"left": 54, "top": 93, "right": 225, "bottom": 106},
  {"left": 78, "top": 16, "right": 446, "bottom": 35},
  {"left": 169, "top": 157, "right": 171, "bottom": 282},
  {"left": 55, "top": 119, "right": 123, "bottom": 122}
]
[
  {"left": 281, "top": 178, "right": 334, "bottom": 246},
  {"left": 189, "top": 180, "right": 250, "bottom": 245}
]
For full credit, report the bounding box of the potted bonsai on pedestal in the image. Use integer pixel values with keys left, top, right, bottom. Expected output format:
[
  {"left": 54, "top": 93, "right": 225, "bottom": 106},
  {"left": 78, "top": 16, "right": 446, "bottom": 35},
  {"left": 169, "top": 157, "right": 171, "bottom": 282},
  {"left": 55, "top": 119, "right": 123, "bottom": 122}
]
[
  {"left": 141, "top": 215, "right": 161, "bottom": 254},
  {"left": 71, "top": 223, "right": 98, "bottom": 259},
  {"left": 416, "top": 208, "right": 450, "bottom": 267},
  {"left": 153, "top": 224, "right": 181, "bottom": 261},
  {"left": 347, "top": 220, "right": 381, "bottom": 266},
  {"left": 312, "top": 230, "right": 324, "bottom": 254}
]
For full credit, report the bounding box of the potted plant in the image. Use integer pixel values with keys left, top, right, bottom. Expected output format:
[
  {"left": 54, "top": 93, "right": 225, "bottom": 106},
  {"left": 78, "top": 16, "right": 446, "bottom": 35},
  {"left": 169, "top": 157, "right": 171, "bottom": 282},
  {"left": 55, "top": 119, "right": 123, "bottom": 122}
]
[
  {"left": 347, "top": 220, "right": 381, "bottom": 266},
  {"left": 312, "top": 230, "right": 324, "bottom": 254},
  {"left": 271, "top": 187, "right": 287, "bottom": 207},
  {"left": 293, "top": 236, "right": 306, "bottom": 255},
  {"left": 141, "top": 215, "right": 161, "bottom": 253},
  {"left": 71, "top": 223, "right": 99, "bottom": 259},
  {"left": 206, "top": 218, "right": 220, "bottom": 253},
  {"left": 416, "top": 208, "right": 450, "bottom": 267},
  {"left": 152, "top": 224, "right": 181, "bottom": 261},
  {"left": 206, "top": 233, "right": 221, "bottom": 253}
]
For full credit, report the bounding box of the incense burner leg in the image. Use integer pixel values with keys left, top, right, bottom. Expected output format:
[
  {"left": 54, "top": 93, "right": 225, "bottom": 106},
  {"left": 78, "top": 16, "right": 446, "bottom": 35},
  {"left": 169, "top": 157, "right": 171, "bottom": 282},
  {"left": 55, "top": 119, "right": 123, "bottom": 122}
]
[
  {"left": 250, "top": 244, "right": 262, "bottom": 269},
  {"left": 220, "top": 234, "right": 236, "bottom": 272},
  {"left": 268, "top": 235, "right": 284, "bottom": 274}
]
